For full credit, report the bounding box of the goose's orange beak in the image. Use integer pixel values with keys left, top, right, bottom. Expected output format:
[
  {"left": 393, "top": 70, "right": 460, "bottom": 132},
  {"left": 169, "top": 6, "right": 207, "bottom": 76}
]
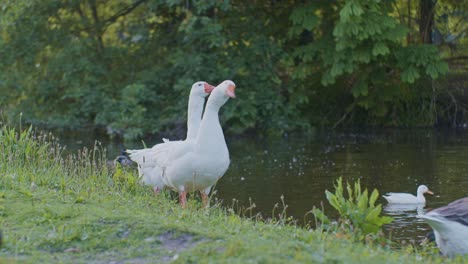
[
  {"left": 204, "top": 83, "right": 215, "bottom": 93},
  {"left": 226, "top": 84, "right": 236, "bottom": 98},
  {"left": 426, "top": 190, "right": 434, "bottom": 195}
]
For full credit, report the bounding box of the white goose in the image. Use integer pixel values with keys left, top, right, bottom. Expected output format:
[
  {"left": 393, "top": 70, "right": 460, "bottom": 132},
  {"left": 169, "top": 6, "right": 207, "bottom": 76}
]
[
  {"left": 382, "top": 185, "right": 433, "bottom": 204},
  {"left": 418, "top": 197, "right": 468, "bottom": 257},
  {"left": 126, "top": 81, "right": 214, "bottom": 193},
  {"left": 153, "top": 80, "right": 236, "bottom": 207}
]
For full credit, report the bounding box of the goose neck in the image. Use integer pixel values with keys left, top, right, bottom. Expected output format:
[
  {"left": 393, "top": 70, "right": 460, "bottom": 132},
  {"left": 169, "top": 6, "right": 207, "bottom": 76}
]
[{"left": 186, "top": 96, "right": 205, "bottom": 141}]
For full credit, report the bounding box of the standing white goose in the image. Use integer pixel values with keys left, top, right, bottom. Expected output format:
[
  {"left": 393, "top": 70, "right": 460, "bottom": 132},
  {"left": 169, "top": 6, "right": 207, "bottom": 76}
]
[
  {"left": 153, "top": 80, "right": 236, "bottom": 207},
  {"left": 126, "top": 81, "right": 215, "bottom": 193},
  {"left": 382, "top": 185, "right": 433, "bottom": 204},
  {"left": 418, "top": 197, "right": 468, "bottom": 257}
]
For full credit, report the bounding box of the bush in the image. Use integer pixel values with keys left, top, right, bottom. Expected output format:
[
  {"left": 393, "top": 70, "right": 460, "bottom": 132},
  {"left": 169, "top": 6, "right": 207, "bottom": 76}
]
[{"left": 312, "top": 177, "right": 393, "bottom": 241}]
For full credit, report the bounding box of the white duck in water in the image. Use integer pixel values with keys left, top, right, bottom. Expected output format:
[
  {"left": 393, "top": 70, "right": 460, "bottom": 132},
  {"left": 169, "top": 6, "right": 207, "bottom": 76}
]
[
  {"left": 153, "top": 80, "right": 236, "bottom": 207},
  {"left": 382, "top": 185, "right": 433, "bottom": 204},
  {"left": 418, "top": 197, "right": 468, "bottom": 257},
  {"left": 126, "top": 81, "right": 215, "bottom": 193}
]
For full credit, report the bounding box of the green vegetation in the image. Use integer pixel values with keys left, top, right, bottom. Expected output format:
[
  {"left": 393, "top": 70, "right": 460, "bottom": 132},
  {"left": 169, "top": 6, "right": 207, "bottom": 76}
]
[
  {"left": 312, "top": 177, "right": 393, "bottom": 241},
  {"left": 1, "top": 127, "right": 468, "bottom": 263},
  {"left": 0, "top": 1, "right": 466, "bottom": 139}
]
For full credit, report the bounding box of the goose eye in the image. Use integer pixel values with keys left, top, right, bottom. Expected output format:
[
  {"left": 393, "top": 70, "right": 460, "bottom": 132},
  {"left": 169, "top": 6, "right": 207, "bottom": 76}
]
[{"left": 198, "top": 83, "right": 202, "bottom": 86}]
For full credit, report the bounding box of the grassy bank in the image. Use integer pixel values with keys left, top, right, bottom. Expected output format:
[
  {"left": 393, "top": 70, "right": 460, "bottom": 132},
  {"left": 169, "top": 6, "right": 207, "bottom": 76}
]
[{"left": 0, "top": 126, "right": 466, "bottom": 263}]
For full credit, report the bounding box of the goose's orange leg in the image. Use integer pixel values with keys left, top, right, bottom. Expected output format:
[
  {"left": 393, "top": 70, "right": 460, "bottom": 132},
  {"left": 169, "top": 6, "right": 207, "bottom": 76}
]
[
  {"left": 179, "top": 191, "right": 187, "bottom": 208},
  {"left": 153, "top": 186, "right": 160, "bottom": 195},
  {"left": 201, "top": 192, "right": 209, "bottom": 208}
]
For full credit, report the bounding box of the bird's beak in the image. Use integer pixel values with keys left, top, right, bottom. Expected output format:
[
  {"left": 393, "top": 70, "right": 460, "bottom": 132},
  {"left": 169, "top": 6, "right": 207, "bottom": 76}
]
[
  {"left": 204, "top": 83, "right": 215, "bottom": 93},
  {"left": 226, "top": 84, "right": 236, "bottom": 98},
  {"left": 427, "top": 190, "right": 434, "bottom": 195}
]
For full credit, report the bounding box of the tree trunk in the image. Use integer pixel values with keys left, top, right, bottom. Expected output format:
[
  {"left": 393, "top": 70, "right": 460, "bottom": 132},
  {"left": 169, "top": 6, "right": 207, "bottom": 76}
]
[
  {"left": 419, "top": 0, "right": 435, "bottom": 44},
  {"left": 90, "top": 0, "right": 105, "bottom": 53},
  {"left": 407, "top": 0, "right": 412, "bottom": 43}
]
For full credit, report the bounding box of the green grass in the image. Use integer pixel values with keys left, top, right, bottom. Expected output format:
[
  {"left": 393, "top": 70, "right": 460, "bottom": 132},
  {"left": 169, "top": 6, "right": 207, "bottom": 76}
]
[{"left": 0, "top": 126, "right": 467, "bottom": 263}]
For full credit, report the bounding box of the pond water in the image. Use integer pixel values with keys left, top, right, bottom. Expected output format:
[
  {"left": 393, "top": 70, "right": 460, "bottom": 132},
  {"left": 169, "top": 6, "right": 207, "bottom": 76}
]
[{"left": 54, "top": 128, "right": 468, "bottom": 245}]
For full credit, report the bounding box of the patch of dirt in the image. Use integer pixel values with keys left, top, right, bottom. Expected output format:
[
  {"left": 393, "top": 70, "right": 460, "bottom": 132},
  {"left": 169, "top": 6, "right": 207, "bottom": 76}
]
[
  {"left": 158, "top": 231, "right": 196, "bottom": 251},
  {"left": 157, "top": 230, "right": 205, "bottom": 262},
  {"left": 71, "top": 230, "right": 207, "bottom": 264}
]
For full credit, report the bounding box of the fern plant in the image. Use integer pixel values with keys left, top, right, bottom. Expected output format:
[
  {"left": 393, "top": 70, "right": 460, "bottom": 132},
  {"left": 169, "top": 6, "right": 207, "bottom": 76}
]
[{"left": 313, "top": 177, "right": 393, "bottom": 240}]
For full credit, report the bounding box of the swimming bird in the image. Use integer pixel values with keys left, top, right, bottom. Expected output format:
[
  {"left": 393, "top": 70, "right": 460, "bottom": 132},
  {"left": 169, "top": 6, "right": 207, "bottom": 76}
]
[
  {"left": 152, "top": 80, "right": 236, "bottom": 207},
  {"left": 418, "top": 197, "right": 468, "bottom": 257},
  {"left": 420, "top": 231, "right": 435, "bottom": 246},
  {"left": 382, "top": 185, "right": 433, "bottom": 204},
  {"left": 113, "top": 149, "right": 133, "bottom": 166},
  {"left": 126, "top": 81, "right": 215, "bottom": 193}
]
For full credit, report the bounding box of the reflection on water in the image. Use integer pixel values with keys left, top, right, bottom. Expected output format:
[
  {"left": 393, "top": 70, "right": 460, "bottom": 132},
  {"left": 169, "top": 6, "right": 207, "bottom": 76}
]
[
  {"left": 54, "top": 128, "right": 468, "bottom": 244},
  {"left": 384, "top": 203, "right": 425, "bottom": 214},
  {"left": 383, "top": 204, "right": 427, "bottom": 243}
]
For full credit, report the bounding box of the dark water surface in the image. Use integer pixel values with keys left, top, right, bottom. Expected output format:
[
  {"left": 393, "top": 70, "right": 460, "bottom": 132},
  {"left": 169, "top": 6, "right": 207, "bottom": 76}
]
[{"left": 55, "top": 128, "right": 468, "bottom": 244}]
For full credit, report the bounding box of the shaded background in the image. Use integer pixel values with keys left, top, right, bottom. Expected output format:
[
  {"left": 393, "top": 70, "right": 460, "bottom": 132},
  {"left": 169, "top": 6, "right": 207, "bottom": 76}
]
[{"left": 0, "top": 0, "right": 466, "bottom": 140}]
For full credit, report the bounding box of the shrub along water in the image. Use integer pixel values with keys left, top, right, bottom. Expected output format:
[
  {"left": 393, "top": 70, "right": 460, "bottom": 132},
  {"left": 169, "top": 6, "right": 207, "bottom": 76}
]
[
  {"left": 0, "top": 126, "right": 466, "bottom": 263},
  {"left": 312, "top": 177, "right": 393, "bottom": 243}
]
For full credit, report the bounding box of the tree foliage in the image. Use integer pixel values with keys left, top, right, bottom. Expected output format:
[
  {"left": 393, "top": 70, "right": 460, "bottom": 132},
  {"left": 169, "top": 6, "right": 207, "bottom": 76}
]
[{"left": 0, "top": 0, "right": 463, "bottom": 139}]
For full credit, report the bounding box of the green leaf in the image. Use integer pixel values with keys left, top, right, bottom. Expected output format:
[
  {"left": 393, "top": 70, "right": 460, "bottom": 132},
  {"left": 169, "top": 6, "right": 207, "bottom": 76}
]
[
  {"left": 351, "top": 79, "right": 368, "bottom": 98},
  {"left": 330, "top": 62, "right": 345, "bottom": 77},
  {"left": 401, "top": 66, "right": 420, "bottom": 83},
  {"left": 357, "top": 190, "right": 368, "bottom": 210},
  {"left": 372, "top": 42, "right": 389, "bottom": 56},
  {"left": 369, "top": 189, "right": 379, "bottom": 206},
  {"left": 325, "top": 190, "right": 340, "bottom": 212},
  {"left": 365, "top": 207, "right": 381, "bottom": 222},
  {"left": 311, "top": 207, "right": 330, "bottom": 225}
]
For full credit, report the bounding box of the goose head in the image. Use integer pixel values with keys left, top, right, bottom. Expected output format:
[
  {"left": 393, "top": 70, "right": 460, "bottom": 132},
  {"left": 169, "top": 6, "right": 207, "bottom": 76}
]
[
  {"left": 190, "top": 81, "right": 215, "bottom": 98},
  {"left": 207, "top": 80, "right": 236, "bottom": 109}
]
